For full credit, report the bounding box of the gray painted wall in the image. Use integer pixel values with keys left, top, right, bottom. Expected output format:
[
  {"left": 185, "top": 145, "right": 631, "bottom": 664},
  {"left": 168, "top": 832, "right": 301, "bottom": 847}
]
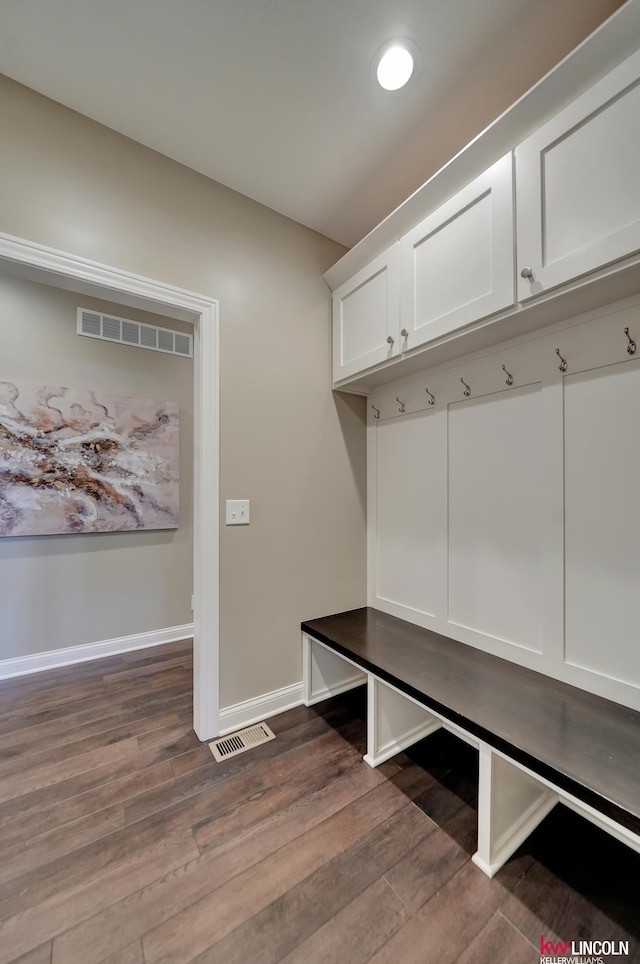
[
  {"left": 0, "top": 276, "right": 194, "bottom": 658},
  {"left": 0, "top": 75, "right": 367, "bottom": 705}
]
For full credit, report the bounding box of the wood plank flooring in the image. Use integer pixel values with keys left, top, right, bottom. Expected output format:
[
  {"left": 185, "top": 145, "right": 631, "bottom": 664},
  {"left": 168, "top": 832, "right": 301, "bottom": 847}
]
[{"left": 0, "top": 641, "right": 638, "bottom": 963}]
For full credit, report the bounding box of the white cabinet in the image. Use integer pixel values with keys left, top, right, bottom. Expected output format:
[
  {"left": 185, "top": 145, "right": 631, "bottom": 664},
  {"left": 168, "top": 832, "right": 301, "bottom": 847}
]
[
  {"left": 332, "top": 242, "right": 400, "bottom": 382},
  {"left": 332, "top": 157, "right": 515, "bottom": 384},
  {"left": 330, "top": 42, "right": 640, "bottom": 387},
  {"left": 400, "top": 153, "right": 515, "bottom": 349},
  {"left": 516, "top": 48, "right": 640, "bottom": 302}
]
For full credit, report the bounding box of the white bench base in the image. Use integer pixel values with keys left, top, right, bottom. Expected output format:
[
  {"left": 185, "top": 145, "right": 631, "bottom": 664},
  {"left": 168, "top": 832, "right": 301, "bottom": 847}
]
[{"left": 302, "top": 632, "right": 640, "bottom": 878}]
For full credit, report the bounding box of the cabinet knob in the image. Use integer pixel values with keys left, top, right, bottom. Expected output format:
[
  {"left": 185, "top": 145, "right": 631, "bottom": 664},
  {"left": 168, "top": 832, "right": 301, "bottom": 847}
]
[
  {"left": 400, "top": 328, "right": 408, "bottom": 338},
  {"left": 520, "top": 266, "right": 535, "bottom": 281},
  {"left": 386, "top": 335, "right": 394, "bottom": 345}
]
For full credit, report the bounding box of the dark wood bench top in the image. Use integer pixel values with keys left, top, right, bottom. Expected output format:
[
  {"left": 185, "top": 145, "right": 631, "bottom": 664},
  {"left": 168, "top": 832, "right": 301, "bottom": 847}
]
[{"left": 302, "top": 607, "right": 640, "bottom": 836}]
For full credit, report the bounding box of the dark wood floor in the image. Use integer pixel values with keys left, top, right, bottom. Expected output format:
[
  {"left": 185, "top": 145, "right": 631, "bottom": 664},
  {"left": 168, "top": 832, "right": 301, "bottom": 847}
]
[{"left": 0, "top": 641, "right": 638, "bottom": 964}]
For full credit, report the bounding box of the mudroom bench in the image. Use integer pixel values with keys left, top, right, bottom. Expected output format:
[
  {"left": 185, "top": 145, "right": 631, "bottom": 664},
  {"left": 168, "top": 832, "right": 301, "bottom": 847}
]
[{"left": 301, "top": 607, "right": 640, "bottom": 878}]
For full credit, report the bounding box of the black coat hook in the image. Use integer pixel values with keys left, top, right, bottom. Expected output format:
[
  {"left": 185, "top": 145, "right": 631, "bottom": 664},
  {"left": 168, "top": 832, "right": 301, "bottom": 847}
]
[
  {"left": 371, "top": 404, "right": 381, "bottom": 420},
  {"left": 502, "top": 365, "right": 514, "bottom": 386},
  {"left": 556, "top": 349, "right": 568, "bottom": 373},
  {"left": 425, "top": 387, "right": 435, "bottom": 406},
  {"left": 396, "top": 397, "right": 406, "bottom": 413},
  {"left": 460, "top": 377, "right": 471, "bottom": 397},
  {"left": 624, "top": 327, "right": 637, "bottom": 355}
]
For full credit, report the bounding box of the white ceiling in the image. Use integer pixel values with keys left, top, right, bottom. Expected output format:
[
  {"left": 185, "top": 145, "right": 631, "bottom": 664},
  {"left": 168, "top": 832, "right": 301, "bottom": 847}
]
[{"left": 0, "top": 0, "right": 626, "bottom": 247}]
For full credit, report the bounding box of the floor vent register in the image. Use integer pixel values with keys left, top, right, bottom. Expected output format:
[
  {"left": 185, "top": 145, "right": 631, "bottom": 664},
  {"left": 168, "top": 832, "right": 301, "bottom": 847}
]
[{"left": 209, "top": 722, "right": 276, "bottom": 762}]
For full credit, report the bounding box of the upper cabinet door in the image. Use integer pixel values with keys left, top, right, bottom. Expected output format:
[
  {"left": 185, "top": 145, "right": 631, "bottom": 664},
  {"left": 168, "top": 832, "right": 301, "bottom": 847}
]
[
  {"left": 516, "top": 49, "right": 640, "bottom": 302},
  {"left": 400, "top": 153, "right": 514, "bottom": 351},
  {"left": 332, "top": 243, "right": 400, "bottom": 383}
]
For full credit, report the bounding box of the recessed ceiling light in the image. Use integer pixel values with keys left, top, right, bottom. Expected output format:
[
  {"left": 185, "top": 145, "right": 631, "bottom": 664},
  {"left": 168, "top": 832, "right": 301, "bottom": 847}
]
[{"left": 376, "top": 43, "right": 414, "bottom": 91}]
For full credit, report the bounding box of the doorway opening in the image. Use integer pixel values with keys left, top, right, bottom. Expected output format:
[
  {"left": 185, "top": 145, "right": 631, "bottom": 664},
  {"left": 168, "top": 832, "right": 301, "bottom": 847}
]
[{"left": 0, "top": 231, "right": 220, "bottom": 740}]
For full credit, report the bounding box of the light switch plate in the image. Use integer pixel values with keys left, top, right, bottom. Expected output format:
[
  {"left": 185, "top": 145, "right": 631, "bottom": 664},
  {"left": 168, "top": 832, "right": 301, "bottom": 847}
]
[{"left": 226, "top": 499, "right": 250, "bottom": 525}]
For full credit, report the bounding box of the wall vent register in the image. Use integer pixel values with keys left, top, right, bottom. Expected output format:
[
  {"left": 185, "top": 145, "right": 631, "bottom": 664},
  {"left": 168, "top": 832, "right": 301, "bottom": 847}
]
[
  {"left": 209, "top": 722, "right": 276, "bottom": 762},
  {"left": 77, "top": 308, "right": 193, "bottom": 358}
]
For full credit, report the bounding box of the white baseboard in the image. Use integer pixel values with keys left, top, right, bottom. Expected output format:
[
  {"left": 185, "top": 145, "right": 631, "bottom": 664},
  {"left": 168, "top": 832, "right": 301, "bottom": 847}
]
[
  {"left": 219, "top": 681, "right": 304, "bottom": 735},
  {"left": 0, "top": 624, "right": 194, "bottom": 680}
]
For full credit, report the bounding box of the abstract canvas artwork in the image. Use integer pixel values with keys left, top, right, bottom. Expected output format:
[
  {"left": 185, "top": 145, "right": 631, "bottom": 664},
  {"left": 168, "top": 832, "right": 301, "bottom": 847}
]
[{"left": 0, "top": 379, "right": 179, "bottom": 536}]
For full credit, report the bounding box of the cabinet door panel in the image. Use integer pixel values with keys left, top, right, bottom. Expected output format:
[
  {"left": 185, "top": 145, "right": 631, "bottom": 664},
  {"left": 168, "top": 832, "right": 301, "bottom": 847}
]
[
  {"left": 332, "top": 243, "right": 399, "bottom": 382},
  {"left": 517, "top": 49, "right": 640, "bottom": 300},
  {"left": 448, "top": 385, "right": 544, "bottom": 653},
  {"left": 414, "top": 191, "right": 492, "bottom": 324},
  {"left": 375, "top": 410, "right": 446, "bottom": 618},
  {"left": 564, "top": 361, "right": 640, "bottom": 687},
  {"left": 401, "top": 153, "right": 514, "bottom": 349}
]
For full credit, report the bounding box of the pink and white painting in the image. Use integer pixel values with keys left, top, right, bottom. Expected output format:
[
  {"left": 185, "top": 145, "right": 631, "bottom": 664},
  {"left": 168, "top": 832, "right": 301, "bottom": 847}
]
[{"left": 0, "top": 380, "right": 179, "bottom": 536}]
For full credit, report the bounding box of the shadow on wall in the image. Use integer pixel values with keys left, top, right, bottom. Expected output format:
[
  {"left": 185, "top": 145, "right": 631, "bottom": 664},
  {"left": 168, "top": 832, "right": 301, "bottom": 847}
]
[{"left": 333, "top": 390, "right": 367, "bottom": 519}]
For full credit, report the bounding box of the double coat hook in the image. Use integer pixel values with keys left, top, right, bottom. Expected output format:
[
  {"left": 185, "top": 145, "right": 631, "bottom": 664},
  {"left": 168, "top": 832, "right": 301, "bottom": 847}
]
[
  {"left": 624, "top": 327, "right": 637, "bottom": 355},
  {"left": 502, "top": 365, "right": 514, "bottom": 386}
]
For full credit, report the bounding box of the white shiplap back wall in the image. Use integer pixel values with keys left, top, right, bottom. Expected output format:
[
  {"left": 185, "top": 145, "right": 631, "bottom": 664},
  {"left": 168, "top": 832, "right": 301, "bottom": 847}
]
[
  {"left": 448, "top": 383, "right": 546, "bottom": 655},
  {"left": 375, "top": 410, "right": 446, "bottom": 620},
  {"left": 564, "top": 361, "right": 640, "bottom": 689},
  {"left": 367, "top": 293, "right": 640, "bottom": 710}
]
